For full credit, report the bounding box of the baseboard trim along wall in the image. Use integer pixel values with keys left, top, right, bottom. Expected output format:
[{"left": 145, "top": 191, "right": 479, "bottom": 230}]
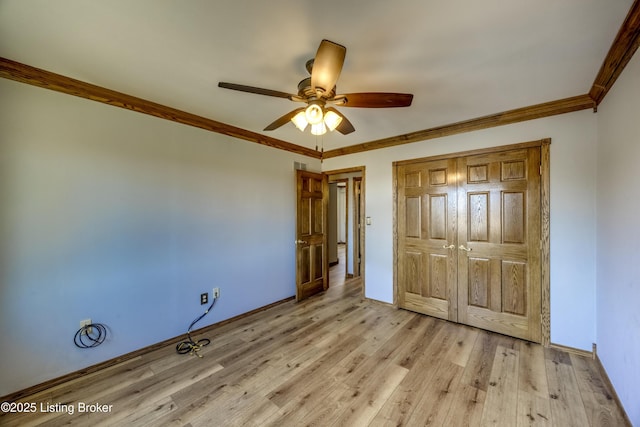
[
  {"left": 0, "top": 295, "right": 295, "bottom": 403},
  {"left": 549, "top": 342, "right": 632, "bottom": 426},
  {"left": 594, "top": 353, "right": 634, "bottom": 427},
  {"left": 549, "top": 342, "right": 594, "bottom": 359}
]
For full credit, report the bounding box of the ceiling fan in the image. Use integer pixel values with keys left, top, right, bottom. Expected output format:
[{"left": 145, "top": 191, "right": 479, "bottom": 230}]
[{"left": 218, "top": 39, "right": 413, "bottom": 136}]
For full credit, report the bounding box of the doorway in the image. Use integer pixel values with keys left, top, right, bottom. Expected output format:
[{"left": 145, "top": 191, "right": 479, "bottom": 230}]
[
  {"left": 329, "top": 179, "right": 349, "bottom": 281},
  {"left": 326, "top": 167, "right": 365, "bottom": 294}
]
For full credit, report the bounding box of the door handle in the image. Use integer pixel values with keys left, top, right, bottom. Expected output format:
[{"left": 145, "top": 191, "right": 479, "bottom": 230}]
[
  {"left": 459, "top": 245, "right": 472, "bottom": 252},
  {"left": 442, "top": 244, "right": 455, "bottom": 250},
  {"left": 295, "top": 239, "right": 308, "bottom": 245}
]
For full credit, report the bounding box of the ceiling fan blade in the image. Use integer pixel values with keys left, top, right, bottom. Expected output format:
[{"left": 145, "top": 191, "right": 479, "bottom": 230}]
[
  {"left": 311, "top": 40, "right": 346, "bottom": 97},
  {"left": 335, "top": 92, "right": 413, "bottom": 108},
  {"left": 218, "top": 82, "right": 295, "bottom": 100},
  {"left": 264, "top": 107, "right": 305, "bottom": 131}
]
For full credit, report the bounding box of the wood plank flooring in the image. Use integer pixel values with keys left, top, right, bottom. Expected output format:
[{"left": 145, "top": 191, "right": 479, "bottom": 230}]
[{"left": 1, "top": 255, "right": 629, "bottom": 426}]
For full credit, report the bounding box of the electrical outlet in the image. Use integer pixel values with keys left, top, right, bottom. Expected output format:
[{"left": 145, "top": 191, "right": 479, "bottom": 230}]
[
  {"left": 200, "top": 292, "right": 208, "bottom": 305},
  {"left": 213, "top": 287, "right": 220, "bottom": 298},
  {"left": 80, "top": 319, "right": 92, "bottom": 335}
]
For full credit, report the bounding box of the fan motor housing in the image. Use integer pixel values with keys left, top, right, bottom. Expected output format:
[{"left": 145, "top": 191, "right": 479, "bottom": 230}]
[{"left": 298, "top": 77, "right": 336, "bottom": 99}]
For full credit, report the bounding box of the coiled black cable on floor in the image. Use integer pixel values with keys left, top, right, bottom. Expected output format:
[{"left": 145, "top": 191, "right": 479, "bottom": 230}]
[
  {"left": 176, "top": 296, "right": 217, "bottom": 358},
  {"left": 74, "top": 323, "right": 108, "bottom": 348}
]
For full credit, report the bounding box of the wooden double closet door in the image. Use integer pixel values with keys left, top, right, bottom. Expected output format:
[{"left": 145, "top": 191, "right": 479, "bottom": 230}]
[{"left": 396, "top": 143, "right": 547, "bottom": 343}]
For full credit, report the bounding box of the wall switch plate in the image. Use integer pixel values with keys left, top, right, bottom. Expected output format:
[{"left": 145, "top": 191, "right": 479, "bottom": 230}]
[
  {"left": 80, "top": 319, "right": 92, "bottom": 335},
  {"left": 200, "top": 292, "right": 208, "bottom": 305},
  {"left": 213, "top": 287, "right": 220, "bottom": 298}
]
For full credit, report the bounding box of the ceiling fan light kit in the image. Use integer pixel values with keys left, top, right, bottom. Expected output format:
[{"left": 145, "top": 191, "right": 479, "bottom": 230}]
[
  {"left": 311, "top": 122, "right": 326, "bottom": 136},
  {"left": 218, "top": 39, "right": 414, "bottom": 137},
  {"left": 323, "top": 110, "right": 343, "bottom": 132},
  {"left": 304, "top": 102, "right": 324, "bottom": 125},
  {"left": 291, "top": 103, "right": 343, "bottom": 135},
  {"left": 291, "top": 110, "right": 309, "bottom": 131}
]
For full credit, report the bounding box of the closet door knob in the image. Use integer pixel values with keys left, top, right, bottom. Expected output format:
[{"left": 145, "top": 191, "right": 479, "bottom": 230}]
[
  {"left": 442, "top": 244, "right": 455, "bottom": 250},
  {"left": 459, "top": 245, "right": 472, "bottom": 252}
]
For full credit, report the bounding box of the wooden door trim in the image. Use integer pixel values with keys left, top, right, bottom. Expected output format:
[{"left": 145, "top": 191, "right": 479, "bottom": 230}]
[
  {"left": 394, "top": 139, "right": 549, "bottom": 167},
  {"left": 392, "top": 164, "right": 399, "bottom": 307},
  {"left": 393, "top": 138, "right": 551, "bottom": 346},
  {"left": 540, "top": 140, "right": 551, "bottom": 346},
  {"left": 352, "top": 177, "right": 363, "bottom": 278}
]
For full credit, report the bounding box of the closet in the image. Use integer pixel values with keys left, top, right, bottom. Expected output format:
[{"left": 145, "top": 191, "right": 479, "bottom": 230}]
[{"left": 395, "top": 140, "right": 549, "bottom": 343}]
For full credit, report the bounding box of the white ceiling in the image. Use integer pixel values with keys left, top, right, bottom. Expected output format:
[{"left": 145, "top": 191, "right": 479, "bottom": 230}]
[{"left": 0, "top": 0, "right": 634, "bottom": 151}]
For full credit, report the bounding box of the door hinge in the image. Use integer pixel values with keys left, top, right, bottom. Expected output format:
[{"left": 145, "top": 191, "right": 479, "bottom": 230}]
[{"left": 539, "top": 164, "right": 542, "bottom": 175}]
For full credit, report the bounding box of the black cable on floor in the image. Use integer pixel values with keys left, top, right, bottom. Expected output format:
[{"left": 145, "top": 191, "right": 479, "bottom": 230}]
[
  {"left": 176, "top": 296, "right": 216, "bottom": 358},
  {"left": 74, "top": 323, "right": 108, "bottom": 348}
]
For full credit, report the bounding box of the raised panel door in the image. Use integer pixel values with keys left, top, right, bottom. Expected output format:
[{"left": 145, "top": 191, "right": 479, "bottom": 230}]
[
  {"left": 456, "top": 148, "right": 541, "bottom": 342},
  {"left": 396, "top": 144, "right": 543, "bottom": 343},
  {"left": 296, "top": 170, "right": 328, "bottom": 301},
  {"left": 397, "top": 159, "right": 458, "bottom": 321}
]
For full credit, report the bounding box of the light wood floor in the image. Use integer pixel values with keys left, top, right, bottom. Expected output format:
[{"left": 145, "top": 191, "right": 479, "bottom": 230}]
[{"left": 1, "top": 257, "right": 628, "bottom": 426}]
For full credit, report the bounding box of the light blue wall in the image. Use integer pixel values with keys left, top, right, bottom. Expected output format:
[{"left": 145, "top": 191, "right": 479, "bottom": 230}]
[
  {"left": 596, "top": 50, "right": 640, "bottom": 426},
  {"left": 0, "top": 78, "right": 320, "bottom": 396}
]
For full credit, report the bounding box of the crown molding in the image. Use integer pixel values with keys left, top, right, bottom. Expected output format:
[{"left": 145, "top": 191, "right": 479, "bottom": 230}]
[
  {"left": 0, "top": 57, "right": 321, "bottom": 159},
  {"left": 589, "top": 0, "right": 640, "bottom": 105},
  {"left": 322, "top": 95, "right": 594, "bottom": 159}
]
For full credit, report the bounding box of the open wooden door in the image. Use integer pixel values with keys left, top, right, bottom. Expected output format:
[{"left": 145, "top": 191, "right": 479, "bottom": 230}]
[{"left": 295, "top": 170, "right": 328, "bottom": 301}]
